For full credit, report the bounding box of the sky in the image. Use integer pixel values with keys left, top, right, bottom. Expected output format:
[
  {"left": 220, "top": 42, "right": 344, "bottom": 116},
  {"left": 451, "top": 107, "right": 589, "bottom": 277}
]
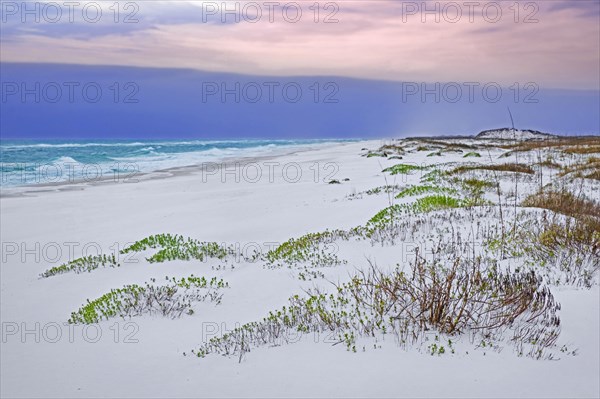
[{"left": 1, "top": 0, "right": 599, "bottom": 138}]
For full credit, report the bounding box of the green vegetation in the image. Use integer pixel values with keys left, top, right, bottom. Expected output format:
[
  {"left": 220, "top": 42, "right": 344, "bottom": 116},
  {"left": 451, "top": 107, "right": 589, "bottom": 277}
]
[
  {"left": 461, "top": 178, "right": 496, "bottom": 191},
  {"left": 420, "top": 168, "right": 444, "bottom": 184},
  {"left": 382, "top": 163, "right": 425, "bottom": 175},
  {"left": 346, "top": 185, "right": 402, "bottom": 201},
  {"left": 122, "top": 234, "right": 232, "bottom": 263},
  {"left": 41, "top": 254, "right": 119, "bottom": 278},
  {"left": 46, "top": 138, "right": 600, "bottom": 363},
  {"left": 366, "top": 152, "right": 385, "bottom": 158},
  {"left": 365, "top": 185, "right": 401, "bottom": 195},
  {"left": 68, "top": 276, "right": 228, "bottom": 324},
  {"left": 362, "top": 195, "right": 466, "bottom": 238},
  {"left": 121, "top": 233, "right": 186, "bottom": 253},
  {"left": 192, "top": 256, "right": 560, "bottom": 360},
  {"left": 410, "top": 195, "right": 463, "bottom": 212},
  {"left": 42, "top": 234, "right": 235, "bottom": 278},
  {"left": 265, "top": 230, "right": 348, "bottom": 268},
  {"left": 501, "top": 212, "right": 600, "bottom": 288},
  {"left": 457, "top": 177, "right": 497, "bottom": 200},
  {"left": 395, "top": 185, "right": 458, "bottom": 199}
]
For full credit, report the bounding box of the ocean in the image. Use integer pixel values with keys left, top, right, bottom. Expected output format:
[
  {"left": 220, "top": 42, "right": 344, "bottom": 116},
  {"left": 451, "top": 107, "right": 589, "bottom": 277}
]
[{"left": 0, "top": 139, "right": 354, "bottom": 188}]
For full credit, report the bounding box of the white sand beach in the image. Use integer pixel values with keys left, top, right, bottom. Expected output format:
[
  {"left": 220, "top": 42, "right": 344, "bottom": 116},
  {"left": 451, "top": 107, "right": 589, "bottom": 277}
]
[{"left": 1, "top": 139, "right": 599, "bottom": 398}]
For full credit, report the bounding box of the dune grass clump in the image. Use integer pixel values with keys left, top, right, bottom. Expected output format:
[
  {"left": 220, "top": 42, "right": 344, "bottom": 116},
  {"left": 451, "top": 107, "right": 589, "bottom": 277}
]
[
  {"left": 499, "top": 136, "right": 600, "bottom": 152},
  {"left": 463, "top": 152, "right": 481, "bottom": 158},
  {"left": 265, "top": 230, "right": 348, "bottom": 268},
  {"left": 121, "top": 233, "right": 187, "bottom": 253},
  {"left": 535, "top": 229, "right": 599, "bottom": 288},
  {"left": 537, "top": 159, "right": 562, "bottom": 169},
  {"left": 461, "top": 177, "right": 496, "bottom": 191},
  {"left": 361, "top": 195, "right": 466, "bottom": 239},
  {"left": 558, "top": 157, "right": 600, "bottom": 179},
  {"left": 364, "top": 143, "right": 405, "bottom": 158},
  {"left": 42, "top": 234, "right": 235, "bottom": 278},
  {"left": 147, "top": 241, "right": 231, "bottom": 263},
  {"left": 420, "top": 139, "right": 476, "bottom": 150},
  {"left": 367, "top": 195, "right": 465, "bottom": 223},
  {"left": 68, "top": 276, "right": 228, "bottom": 324},
  {"left": 382, "top": 163, "right": 426, "bottom": 175},
  {"left": 537, "top": 219, "right": 600, "bottom": 256},
  {"left": 192, "top": 255, "right": 560, "bottom": 360},
  {"left": 503, "top": 210, "right": 600, "bottom": 287},
  {"left": 395, "top": 185, "right": 458, "bottom": 199},
  {"left": 41, "top": 254, "right": 119, "bottom": 278},
  {"left": 366, "top": 152, "right": 386, "bottom": 158},
  {"left": 457, "top": 178, "right": 497, "bottom": 200},
  {"left": 586, "top": 170, "right": 600, "bottom": 180},
  {"left": 365, "top": 185, "right": 401, "bottom": 195},
  {"left": 379, "top": 144, "right": 405, "bottom": 154},
  {"left": 411, "top": 195, "right": 463, "bottom": 212},
  {"left": 521, "top": 190, "right": 600, "bottom": 277},
  {"left": 347, "top": 185, "right": 402, "bottom": 200},
  {"left": 522, "top": 190, "right": 600, "bottom": 220},
  {"left": 565, "top": 146, "right": 600, "bottom": 155},
  {"left": 121, "top": 234, "right": 233, "bottom": 263},
  {"left": 420, "top": 168, "right": 444, "bottom": 184},
  {"left": 450, "top": 163, "right": 535, "bottom": 175}
]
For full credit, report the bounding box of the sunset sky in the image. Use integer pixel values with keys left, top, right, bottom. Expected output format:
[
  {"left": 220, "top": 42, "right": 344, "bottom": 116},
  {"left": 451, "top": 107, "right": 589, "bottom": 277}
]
[{"left": 2, "top": 1, "right": 599, "bottom": 89}]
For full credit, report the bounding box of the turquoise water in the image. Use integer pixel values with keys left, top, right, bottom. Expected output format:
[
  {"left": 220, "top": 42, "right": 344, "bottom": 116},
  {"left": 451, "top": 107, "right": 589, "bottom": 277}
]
[{"left": 0, "top": 139, "right": 354, "bottom": 188}]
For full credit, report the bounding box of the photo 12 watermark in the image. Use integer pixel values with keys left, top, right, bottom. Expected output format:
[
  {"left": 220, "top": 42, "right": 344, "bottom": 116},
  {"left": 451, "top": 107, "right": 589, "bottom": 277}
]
[
  {"left": 0, "top": 161, "right": 140, "bottom": 186},
  {"left": 201, "top": 81, "right": 339, "bottom": 104},
  {"left": 1, "top": 240, "right": 139, "bottom": 265},
  {"left": 0, "top": 1, "right": 140, "bottom": 24},
  {"left": 197, "top": 1, "right": 340, "bottom": 24},
  {"left": 2, "top": 321, "right": 140, "bottom": 344},
  {"left": 1, "top": 81, "right": 140, "bottom": 104},
  {"left": 198, "top": 161, "right": 340, "bottom": 184},
  {"left": 399, "top": 1, "right": 539, "bottom": 24},
  {"left": 400, "top": 82, "right": 539, "bottom": 104},
  {"left": 0, "top": 239, "right": 343, "bottom": 267}
]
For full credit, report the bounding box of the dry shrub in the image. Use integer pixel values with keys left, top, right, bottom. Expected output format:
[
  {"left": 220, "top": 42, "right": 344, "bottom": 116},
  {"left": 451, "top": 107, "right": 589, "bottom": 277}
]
[
  {"left": 519, "top": 191, "right": 600, "bottom": 286},
  {"left": 586, "top": 170, "right": 600, "bottom": 180},
  {"left": 522, "top": 190, "right": 600, "bottom": 256},
  {"left": 559, "top": 157, "right": 600, "bottom": 179},
  {"left": 522, "top": 190, "right": 600, "bottom": 220},
  {"left": 419, "top": 139, "right": 476, "bottom": 150},
  {"left": 537, "top": 218, "right": 600, "bottom": 256},
  {"left": 501, "top": 136, "right": 600, "bottom": 152},
  {"left": 451, "top": 163, "right": 535, "bottom": 175},
  {"left": 565, "top": 145, "right": 600, "bottom": 155},
  {"left": 193, "top": 253, "right": 561, "bottom": 360}
]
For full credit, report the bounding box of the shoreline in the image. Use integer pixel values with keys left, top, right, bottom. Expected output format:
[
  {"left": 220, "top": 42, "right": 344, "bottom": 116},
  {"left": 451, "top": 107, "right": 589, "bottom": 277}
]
[{"left": 0, "top": 140, "right": 368, "bottom": 198}]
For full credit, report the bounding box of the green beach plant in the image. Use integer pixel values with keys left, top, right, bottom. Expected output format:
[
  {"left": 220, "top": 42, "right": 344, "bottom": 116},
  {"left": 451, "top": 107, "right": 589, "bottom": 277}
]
[
  {"left": 192, "top": 255, "right": 560, "bottom": 360},
  {"left": 68, "top": 275, "right": 228, "bottom": 324},
  {"left": 41, "top": 254, "right": 120, "bottom": 278}
]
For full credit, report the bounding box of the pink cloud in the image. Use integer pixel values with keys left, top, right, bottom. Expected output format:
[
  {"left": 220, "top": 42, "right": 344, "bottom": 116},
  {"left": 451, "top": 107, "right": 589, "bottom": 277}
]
[{"left": 2, "top": 1, "right": 598, "bottom": 89}]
